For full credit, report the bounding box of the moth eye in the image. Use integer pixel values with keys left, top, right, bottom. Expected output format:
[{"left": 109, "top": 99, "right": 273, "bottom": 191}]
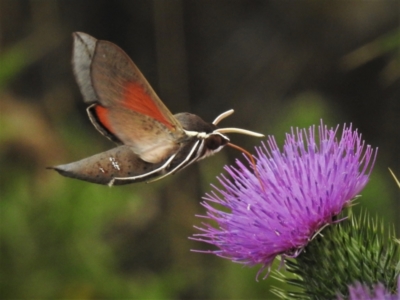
[{"left": 205, "top": 135, "right": 227, "bottom": 150}]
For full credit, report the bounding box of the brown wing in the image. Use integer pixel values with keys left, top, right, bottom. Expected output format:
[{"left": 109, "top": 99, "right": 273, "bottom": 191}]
[{"left": 72, "top": 32, "right": 187, "bottom": 163}]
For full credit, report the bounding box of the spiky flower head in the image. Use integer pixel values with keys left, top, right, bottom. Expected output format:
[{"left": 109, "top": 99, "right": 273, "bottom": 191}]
[
  {"left": 192, "top": 121, "right": 377, "bottom": 278},
  {"left": 338, "top": 278, "right": 399, "bottom": 300}
]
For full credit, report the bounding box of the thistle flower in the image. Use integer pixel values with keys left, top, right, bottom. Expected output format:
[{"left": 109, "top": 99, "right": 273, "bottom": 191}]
[
  {"left": 192, "top": 121, "right": 377, "bottom": 278},
  {"left": 338, "top": 278, "right": 400, "bottom": 300}
]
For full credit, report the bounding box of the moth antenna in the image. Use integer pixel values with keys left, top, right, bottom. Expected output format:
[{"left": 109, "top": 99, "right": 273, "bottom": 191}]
[
  {"left": 216, "top": 127, "right": 265, "bottom": 138},
  {"left": 212, "top": 109, "right": 234, "bottom": 125},
  {"left": 227, "top": 142, "right": 265, "bottom": 192},
  {"left": 212, "top": 109, "right": 265, "bottom": 137}
]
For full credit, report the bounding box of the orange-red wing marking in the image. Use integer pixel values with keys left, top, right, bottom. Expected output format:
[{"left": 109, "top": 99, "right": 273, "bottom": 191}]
[
  {"left": 123, "top": 82, "right": 174, "bottom": 131},
  {"left": 94, "top": 105, "right": 114, "bottom": 134}
]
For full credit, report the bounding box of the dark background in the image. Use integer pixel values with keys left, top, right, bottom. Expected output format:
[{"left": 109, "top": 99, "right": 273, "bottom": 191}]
[{"left": 1, "top": 1, "right": 399, "bottom": 299}]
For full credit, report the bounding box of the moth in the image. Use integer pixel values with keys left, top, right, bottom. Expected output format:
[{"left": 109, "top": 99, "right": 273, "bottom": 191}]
[{"left": 49, "top": 32, "right": 264, "bottom": 186}]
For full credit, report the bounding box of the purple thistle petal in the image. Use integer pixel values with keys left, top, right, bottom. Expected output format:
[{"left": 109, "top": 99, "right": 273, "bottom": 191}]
[
  {"left": 337, "top": 278, "right": 400, "bottom": 300},
  {"left": 191, "top": 121, "right": 377, "bottom": 279}
]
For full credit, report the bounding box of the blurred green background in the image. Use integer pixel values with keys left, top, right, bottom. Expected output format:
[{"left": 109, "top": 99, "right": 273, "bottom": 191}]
[{"left": 1, "top": 1, "right": 399, "bottom": 299}]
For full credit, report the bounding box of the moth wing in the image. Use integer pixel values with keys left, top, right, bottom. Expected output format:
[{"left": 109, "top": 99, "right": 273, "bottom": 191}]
[
  {"left": 72, "top": 32, "right": 187, "bottom": 163},
  {"left": 72, "top": 32, "right": 98, "bottom": 104}
]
